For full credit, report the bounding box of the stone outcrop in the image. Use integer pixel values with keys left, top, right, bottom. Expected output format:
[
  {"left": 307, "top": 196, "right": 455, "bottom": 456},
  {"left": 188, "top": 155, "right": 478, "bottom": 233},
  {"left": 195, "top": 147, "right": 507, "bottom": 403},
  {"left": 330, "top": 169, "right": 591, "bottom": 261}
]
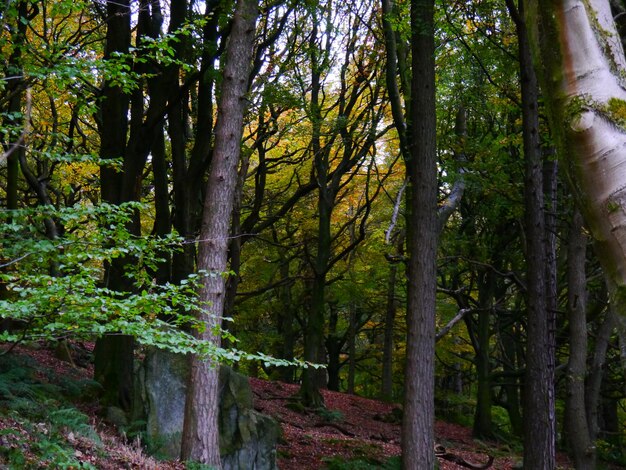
[{"left": 133, "top": 349, "right": 279, "bottom": 469}]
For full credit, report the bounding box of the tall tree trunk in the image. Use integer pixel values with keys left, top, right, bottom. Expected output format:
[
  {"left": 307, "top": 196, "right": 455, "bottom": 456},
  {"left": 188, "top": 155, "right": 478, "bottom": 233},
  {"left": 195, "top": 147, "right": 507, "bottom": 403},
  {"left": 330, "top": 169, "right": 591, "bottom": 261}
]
[
  {"left": 273, "top": 226, "right": 296, "bottom": 383},
  {"left": 501, "top": 322, "right": 524, "bottom": 437},
  {"left": 3, "top": 1, "right": 29, "bottom": 212},
  {"left": 299, "top": 12, "right": 329, "bottom": 408},
  {"left": 326, "top": 304, "right": 341, "bottom": 392},
  {"left": 509, "top": 1, "right": 556, "bottom": 467},
  {"left": 402, "top": 0, "right": 437, "bottom": 467},
  {"left": 586, "top": 299, "right": 617, "bottom": 441},
  {"left": 180, "top": 0, "right": 258, "bottom": 464},
  {"left": 347, "top": 301, "right": 357, "bottom": 394},
  {"left": 565, "top": 208, "right": 596, "bottom": 469},
  {"left": 94, "top": 0, "right": 133, "bottom": 412},
  {"left": 170, "top": 0, "right": 220, "bottom": 284}
]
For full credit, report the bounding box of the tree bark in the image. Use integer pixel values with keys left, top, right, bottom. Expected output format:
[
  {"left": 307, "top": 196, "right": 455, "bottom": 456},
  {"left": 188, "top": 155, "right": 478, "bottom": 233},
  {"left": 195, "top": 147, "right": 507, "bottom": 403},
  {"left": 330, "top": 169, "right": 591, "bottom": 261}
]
[
  {"left": 180, "top": 0, "right": 258, "bottom": 465},
  {"left": 381, "top": 260, "right": 398, "bottom": 402},
  {"left": 565, "top": 209, "right": 596, "bottom": 469},
  {"left": 299, "top": 9, "right": 329, "bottom": 408},
  {"left": 512, "top": 1, "right": 556, "bottom": 466},
  {"left": 2, "top": 1, "right": 30, "bottom": 212},
  {"left": 586, "top": 296, "right": 617, "bottom": 441},
  {"left": 473, "top": 272, "right": 494, "bottom": 439},
  {"left": 402, "top": 0, "right": 437, "bottom": 468},
  {"left": 525, "top": 0, "right": 626, "bottom": 301}
]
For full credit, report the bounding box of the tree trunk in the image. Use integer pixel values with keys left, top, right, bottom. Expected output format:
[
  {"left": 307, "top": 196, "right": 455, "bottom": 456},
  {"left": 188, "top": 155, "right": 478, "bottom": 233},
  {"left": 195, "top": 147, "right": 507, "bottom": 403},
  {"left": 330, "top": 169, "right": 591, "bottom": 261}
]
[
  {"left": 525, "top": 0, "right": 626, "bottom": 303},
  {"left": 276, "top": 234, "right": 296, "bottom": 383},
  {"left": 586, "top": 298, "right": 617, "bottom": 441},
  {"left": 299, "top": 12, "right": 329, "bottom": 408},
  {"left": 512, "top": 1, "right": 556, "bottom": 466},
  {"left": 170, "top": 0, "right": 220, "bottom": 284},
  {"left": 347, "top": 301, "right": 357, "bottom": 394},
  {"left": 565, "top": 208, "right": 596, "bottom": 469},
  {"left": 326, "top": 304, "right": 341, "bottom": 392},
  {"left": 94, "top": 0, "right": 133, "bottom": 412},
  {"left": 402, "top": 0, "right": 437, "bottom": 468},
  {"left": 2, "top": 1, "right": 30, "bottom": 212},
  {"left": 501, "top": 323, "right": 524, "bottom": 437},
  {"left": 180, "top": 0, "right": 258, "bottom": 465},
  {"left": 381, "top": 261, "right": 398, "bottom": 402},
  {"left": 473, "top": 272, "right": 494, "bottom": 439}
]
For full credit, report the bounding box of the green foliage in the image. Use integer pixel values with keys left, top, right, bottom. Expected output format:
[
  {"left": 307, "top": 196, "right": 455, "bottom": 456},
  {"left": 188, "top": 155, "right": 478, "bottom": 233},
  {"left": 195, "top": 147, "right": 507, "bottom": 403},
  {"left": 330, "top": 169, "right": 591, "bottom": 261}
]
[
  {"left": 0, "top": 202, "right": 315, "bottom": 369},
  {"left": 316, "top": 407, "right": 344, "bottom": 423},
  {"left": 596, "top": 439, "right": 626, "bottom": 467},
  {"left": 0, "top": 203, "right": 203, "bottom": 352},
  {"left": 185, "top": 462, "right": 218, "bottom": 470},
  {"left": 435, "top": 391, "right": 475, "bottom": 428}
]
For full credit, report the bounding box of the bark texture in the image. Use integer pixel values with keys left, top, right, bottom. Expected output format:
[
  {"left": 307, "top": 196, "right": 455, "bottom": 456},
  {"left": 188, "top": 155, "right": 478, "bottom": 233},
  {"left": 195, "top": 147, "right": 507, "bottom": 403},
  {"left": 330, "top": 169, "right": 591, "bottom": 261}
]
[
  {"left": 180, "top": 0, "right": 258, "bottom": 465},
  {"left": 402, "top": 0, "right": 437, "bottom": 468},
  {"left": 565, "top": 209, "right": 596, "bottom": 469},
  {"left": 515, "top": 1, "right": 556, "bottom": 467}
]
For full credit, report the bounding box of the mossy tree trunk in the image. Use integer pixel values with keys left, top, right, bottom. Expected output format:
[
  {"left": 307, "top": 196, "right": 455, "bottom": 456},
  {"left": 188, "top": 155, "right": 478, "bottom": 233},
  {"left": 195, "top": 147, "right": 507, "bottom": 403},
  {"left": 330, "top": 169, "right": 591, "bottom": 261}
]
[{"left": 526, "top": 0, "right": 626, "bottom": 299}]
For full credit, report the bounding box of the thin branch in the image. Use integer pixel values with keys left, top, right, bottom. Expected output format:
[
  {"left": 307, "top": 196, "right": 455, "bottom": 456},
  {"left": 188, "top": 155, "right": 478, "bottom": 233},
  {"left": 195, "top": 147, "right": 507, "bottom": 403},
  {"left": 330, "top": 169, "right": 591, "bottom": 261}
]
[
  {"left": 436, "top": 308, "right": 471, "bottom": 342},
  {"left": 385, "top": 179, "right": 407, "bottom": 244}
]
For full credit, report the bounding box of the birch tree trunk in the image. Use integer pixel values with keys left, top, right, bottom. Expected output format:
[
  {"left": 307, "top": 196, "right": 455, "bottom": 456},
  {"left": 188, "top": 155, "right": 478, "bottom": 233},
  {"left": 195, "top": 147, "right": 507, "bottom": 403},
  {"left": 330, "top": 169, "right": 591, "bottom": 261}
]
[
  {"left": 180, "top": 0, "right": 258, "bottom": 465},
  {"left": 526, "top": 0, "right": 626, "bottom": 297}
]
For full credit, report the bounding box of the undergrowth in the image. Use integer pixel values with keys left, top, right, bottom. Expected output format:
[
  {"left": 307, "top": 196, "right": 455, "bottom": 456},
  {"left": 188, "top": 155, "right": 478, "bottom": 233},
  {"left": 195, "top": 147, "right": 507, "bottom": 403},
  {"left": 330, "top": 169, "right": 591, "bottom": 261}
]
[{"left": 0, "top": 351, "right": 102, "bottom": 468}]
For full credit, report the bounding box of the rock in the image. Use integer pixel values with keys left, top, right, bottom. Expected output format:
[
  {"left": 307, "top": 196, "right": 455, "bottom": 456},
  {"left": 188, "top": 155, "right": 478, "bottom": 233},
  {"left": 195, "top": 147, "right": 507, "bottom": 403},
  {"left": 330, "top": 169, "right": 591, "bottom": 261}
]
[
  {"left": 134, "top": 350, "right": 279, "bottom": 469},
  {"left": 219, "top": 366, "right": 281, "bottom": 470},
  {"left": 139, "top": 349, "right": 188, "bottom": 459},
  {"left": 105, "top": 406, "right": 128, "bottom": 427}
]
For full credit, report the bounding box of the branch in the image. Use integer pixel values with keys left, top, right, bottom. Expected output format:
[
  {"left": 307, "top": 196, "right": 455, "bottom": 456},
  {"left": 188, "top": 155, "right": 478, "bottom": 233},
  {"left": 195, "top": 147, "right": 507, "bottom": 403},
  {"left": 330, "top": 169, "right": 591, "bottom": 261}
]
[
  {"left": 437, "top": 105, "right": 467, "bottom": 233},
  {"left": 435, "top": 444, "right": 494, "bottom": 469},
  {"left": 385, "top": 178, "right": 407, "bottom": 244},
  {"left": 435, "top": 308, "right": 471, "bottom": 342}
]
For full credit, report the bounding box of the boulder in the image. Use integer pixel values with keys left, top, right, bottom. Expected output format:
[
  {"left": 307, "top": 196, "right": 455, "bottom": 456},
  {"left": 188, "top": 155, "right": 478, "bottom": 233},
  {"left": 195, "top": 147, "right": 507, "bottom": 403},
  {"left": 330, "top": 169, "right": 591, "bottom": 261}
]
[
  {"left": 137, "top": 349, "right": 188, "bottom": 459},
  {"left": 134, "top": 349, "right": 279, "bottom": 469},
  {"left": 219, "top": 366, "right": 281, "bottom": 470}
]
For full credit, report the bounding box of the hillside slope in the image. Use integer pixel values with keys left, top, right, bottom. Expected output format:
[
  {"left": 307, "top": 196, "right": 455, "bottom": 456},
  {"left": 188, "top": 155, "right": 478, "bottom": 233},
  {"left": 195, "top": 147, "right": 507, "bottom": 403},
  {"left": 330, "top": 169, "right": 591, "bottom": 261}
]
[{"left": 0, "top": 343, "right": 571, "bottom": 469}]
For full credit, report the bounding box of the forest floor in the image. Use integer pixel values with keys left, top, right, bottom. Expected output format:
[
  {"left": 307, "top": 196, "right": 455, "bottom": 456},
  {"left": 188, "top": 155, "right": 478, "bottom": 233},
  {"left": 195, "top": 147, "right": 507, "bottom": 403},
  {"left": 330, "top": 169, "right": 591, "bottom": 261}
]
[{"left": 0, "top": 342, "right": 576, "bottom": 469}]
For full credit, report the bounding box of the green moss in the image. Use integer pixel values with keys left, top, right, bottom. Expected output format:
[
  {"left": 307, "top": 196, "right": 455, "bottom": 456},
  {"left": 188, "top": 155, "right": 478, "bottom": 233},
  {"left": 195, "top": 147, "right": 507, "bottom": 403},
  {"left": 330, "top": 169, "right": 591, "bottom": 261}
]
[
  {"left": 607, "top": 200, "right": 621, "bottom": 214},
  {"left": 606, "top": 98, "right": 626, "bottom": 126}
]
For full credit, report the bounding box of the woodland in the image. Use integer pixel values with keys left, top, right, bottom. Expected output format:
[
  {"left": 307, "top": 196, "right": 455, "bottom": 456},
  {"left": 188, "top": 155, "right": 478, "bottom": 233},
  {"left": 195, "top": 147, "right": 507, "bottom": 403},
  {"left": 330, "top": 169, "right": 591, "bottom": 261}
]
[{"left": 4, "top": 0, "right": 626, "bottom": 469}]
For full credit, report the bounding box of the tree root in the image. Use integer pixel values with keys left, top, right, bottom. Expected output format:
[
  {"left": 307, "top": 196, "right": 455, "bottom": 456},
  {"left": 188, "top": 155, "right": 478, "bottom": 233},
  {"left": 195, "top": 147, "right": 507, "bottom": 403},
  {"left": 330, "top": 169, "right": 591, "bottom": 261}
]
[{"left": 435, "top": 444, "right": 494, "bottom": 469}]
